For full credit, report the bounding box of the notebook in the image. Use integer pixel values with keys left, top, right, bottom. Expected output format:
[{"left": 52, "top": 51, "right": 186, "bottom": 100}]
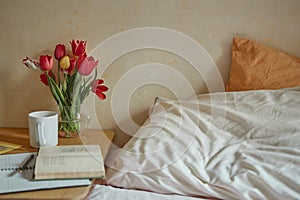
[
  {"left": 34, "top": 145, "right": 105, "bottom": 180},
  {"left": 0, "top": 152, "right": 90, "bottom": 194}
]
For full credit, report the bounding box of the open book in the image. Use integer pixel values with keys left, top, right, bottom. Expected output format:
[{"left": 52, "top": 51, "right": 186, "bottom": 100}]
[
  {"left": 0, "top": 152, "right": 90, "bottom": 194},
  {"left": 34, "top": 145, "right": 105, "bottom": 180}
]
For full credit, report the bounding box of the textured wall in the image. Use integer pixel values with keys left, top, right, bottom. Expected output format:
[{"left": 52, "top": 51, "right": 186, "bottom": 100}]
[{"left": 1, "top": 0, "right": 300, "bottom": 146}]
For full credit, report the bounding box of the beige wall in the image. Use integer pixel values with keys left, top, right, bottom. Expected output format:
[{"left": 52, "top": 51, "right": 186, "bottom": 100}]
[{"left": 1, "top": 0, "right": 300, "bottom": 146}]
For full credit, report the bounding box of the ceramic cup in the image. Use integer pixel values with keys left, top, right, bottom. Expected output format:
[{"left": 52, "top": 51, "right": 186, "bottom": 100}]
[{"left": 28, "top": 111, "right": 58, "bottom": 148}]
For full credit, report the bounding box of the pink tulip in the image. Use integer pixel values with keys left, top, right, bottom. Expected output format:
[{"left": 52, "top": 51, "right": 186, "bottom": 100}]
[
  {"left": 54, "top": 44, "right": 66, "bottom": 60},
  {"left": 22, "top": 57, "right": 40, "bottom": 70},
  {"left": 39, "top": 55, "right": 53, "bottom": 71},
  {"left": 91, "top": 79, "right": 108, "bottom": 100},
  {"left": 70, "top": 39, "right": 86, "bottom": 56},
  {"left": 77, "top": 56, "right": 98, "bottom": 76}
]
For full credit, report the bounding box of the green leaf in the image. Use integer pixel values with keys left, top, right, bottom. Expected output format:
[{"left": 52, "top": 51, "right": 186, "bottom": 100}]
[{"left": 48, "top": 76, "right": 68, "bottom": 106}]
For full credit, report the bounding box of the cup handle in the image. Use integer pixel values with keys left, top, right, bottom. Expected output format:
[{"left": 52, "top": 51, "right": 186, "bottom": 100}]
[{"left": 37, "top": 122, "right": 46, "bottom": 146}]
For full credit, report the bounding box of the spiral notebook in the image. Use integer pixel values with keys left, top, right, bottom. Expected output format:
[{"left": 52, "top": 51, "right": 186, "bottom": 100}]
[{"left": 0, "top": 152, "right": 90, "bottom": 194}]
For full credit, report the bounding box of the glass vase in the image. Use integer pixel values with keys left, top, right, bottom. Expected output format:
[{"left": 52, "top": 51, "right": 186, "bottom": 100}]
[{"left": 57, "top": 105, "right": 91, "bottom": 138}]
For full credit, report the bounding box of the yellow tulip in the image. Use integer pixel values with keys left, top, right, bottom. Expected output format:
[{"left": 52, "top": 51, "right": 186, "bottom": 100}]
[{"left": 59, "top": 55, "right": 70, "bottom": 70}]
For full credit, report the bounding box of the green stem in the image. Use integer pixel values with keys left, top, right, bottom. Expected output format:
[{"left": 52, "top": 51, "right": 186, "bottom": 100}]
[
  {"left": 57, "top": 64, "right": 61, "bottom": 88},
  {"left": 47, "top": 75, "right": 68, "bottom": 106}
]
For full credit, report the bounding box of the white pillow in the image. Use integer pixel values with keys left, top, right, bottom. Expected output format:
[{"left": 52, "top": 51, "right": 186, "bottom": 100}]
[{"left": 106, "top": 87, "right": 300, "bottom": 200}]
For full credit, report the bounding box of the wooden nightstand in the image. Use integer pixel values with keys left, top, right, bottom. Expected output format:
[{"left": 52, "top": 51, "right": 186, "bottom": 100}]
[{"left": 0, "top": 128, "right": 114, "bottom": 199}]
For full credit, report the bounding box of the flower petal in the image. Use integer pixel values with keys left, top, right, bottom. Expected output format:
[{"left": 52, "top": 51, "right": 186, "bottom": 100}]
[
  {"left": 77, "top": 56, "right": 98, "bottom": 76},
  {"left": 91, "top": 79, "right": 104, "bottom": 92},
  {"left": 65, "top": 57, "right": 76, "bottom": 74},
  {"left": 97, "top": 85, "right": 109, "bottom": 92},
  {"left": 39, "top": 55, "right": 53, "bottom": 71},
  {"left": 40, "top": 74, "right": 49, "bottom": 86},
  {"left": 95, "top": 90, "right": 106, "bottom": 100},
  {"left": 70, "top": 39, "right": 86, "bottom": 56},
  {"left": 54, "top": 44, "right": 66, "bottom": 60},
  {"left": 22, "top": 57, "right": 40, "bottom": 70},
  {"left": 59, "top": 56, "right": 70, "bottom": 70}
]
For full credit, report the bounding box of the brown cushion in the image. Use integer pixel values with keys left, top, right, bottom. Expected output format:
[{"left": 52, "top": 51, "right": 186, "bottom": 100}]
[{"left": 226, "top": 37, "right": 300, "bottom": 91}]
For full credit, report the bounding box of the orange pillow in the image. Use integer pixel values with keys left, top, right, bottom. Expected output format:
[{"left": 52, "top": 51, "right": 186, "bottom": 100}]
[{"left": 226, "top": 37, "right": 300, "bottom": 91}]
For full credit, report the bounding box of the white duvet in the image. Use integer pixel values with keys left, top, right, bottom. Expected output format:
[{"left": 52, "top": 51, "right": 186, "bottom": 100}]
[
  {"left": 88, "top": 185, "right": 209, "bottom": 200},
  {"left": 105, "top": 87, "right": 300, "bottom": 200}
]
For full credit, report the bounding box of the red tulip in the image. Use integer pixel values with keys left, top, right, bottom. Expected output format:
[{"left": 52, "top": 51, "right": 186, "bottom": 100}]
[
  {"left": 77, "top": 56, "right": 98, "bottom": 76},
  {"left": 91, "top": 79, "right": 108, "bottom": 100},
  {"left": 54, "top": 44, "right": 66, "bottom": 60},
  {"left": 70, "top": 39, "right": 86, "bottom": 56},
  {"left": 77, "top": 53, "right": 87, "bottom": 68},
  {"left": 40, "top": 74, "right": 49, "bottom": 86},
  {"left": 39, "top": 55, "right": 53, "bottom": 71},
  {"left": 40, "top": 72, "right": 55, "bottom": 86}
]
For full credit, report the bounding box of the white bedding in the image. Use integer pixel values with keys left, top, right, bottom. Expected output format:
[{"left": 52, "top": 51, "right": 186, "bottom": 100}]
[
  {"left": 87, "top": 185, "right": 212, "bottom": 200},
  {"left": 104, "top": 87, "right": 300, "bottom": 200}
]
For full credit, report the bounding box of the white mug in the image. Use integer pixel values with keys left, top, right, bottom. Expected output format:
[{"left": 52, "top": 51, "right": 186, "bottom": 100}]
[{"left": 28, "top": 111, "right": 58, "bottom": 148}]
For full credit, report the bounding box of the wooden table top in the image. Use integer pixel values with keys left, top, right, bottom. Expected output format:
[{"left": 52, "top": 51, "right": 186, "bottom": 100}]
[{"left": 0, "top": 128, "right": 115, "bottom": 200}]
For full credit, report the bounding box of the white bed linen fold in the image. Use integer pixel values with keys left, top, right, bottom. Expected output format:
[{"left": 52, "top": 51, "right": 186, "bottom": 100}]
[
  {"left": 106, "top": 87, "right": 300, "bottom": 200},
  {"left": 87, "top": 185, "right": 212, "bottom": 200}
]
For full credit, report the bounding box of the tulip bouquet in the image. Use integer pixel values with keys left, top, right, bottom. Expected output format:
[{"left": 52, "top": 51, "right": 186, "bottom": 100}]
[{"left": 23, "top": 40, "right": 108, "bottom": 137}]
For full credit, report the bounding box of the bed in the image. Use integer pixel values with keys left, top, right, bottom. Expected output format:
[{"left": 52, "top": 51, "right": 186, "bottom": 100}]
[{"left": 87, "top": 37, "right": 300, "bottom": 199}]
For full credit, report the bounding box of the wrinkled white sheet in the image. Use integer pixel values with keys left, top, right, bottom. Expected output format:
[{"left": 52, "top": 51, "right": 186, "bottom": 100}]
[
  {"left": 105, "top": 87, "right": 300, "bottom": 200},
  {"left": 87, "top": 185, "right": 212, "bottom": 200}
]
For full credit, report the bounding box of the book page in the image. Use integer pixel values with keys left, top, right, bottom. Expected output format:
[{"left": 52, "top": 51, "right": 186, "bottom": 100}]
[{"left": 38, "top": 145, "right": 102, "bottom": 156}]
